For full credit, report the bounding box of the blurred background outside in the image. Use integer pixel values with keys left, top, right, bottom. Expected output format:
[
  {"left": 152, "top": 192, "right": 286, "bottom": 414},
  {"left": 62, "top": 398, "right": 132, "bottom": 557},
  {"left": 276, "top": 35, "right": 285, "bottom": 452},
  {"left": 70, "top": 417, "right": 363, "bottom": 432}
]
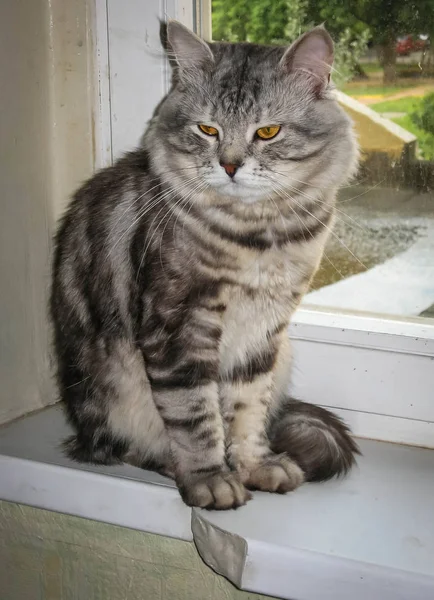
[{"left": 212, "top": 0, "right": 434, "bottom": 319}]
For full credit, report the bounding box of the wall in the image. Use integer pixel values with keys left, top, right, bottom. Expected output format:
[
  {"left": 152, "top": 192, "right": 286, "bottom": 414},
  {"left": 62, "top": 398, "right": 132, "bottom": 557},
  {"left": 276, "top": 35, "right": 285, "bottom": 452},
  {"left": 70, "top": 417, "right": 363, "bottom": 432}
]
[
  {"left": 0, "top": 0, "right": 95, "bottom": 424},
  {"left": 336, "top": 91, "right": 417, "bottom": 159},
  {"left": 0, "top": 501, "right": 276, "bottom": 600}
]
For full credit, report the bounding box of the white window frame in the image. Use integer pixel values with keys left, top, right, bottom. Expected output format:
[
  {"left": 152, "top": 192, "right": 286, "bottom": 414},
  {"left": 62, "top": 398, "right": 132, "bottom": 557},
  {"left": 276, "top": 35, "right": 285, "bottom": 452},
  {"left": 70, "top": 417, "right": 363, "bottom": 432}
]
[{"left": 90, "top": 0, "right": 434, "bottom": 449}]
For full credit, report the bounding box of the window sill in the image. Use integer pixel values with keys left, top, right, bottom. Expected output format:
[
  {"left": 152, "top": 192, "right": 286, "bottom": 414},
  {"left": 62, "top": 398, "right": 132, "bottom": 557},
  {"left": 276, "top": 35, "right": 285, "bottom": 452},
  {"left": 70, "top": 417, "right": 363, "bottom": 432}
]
[{"left": 1, "top": 405, "right": 433, "bottom": 600}]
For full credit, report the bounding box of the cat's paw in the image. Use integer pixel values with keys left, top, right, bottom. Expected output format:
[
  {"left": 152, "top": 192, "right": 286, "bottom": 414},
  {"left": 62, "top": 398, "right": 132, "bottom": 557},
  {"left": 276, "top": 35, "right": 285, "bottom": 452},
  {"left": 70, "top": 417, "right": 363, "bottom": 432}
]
[
  {"left": 243, "top": 455, "right": 304, "bottom": 494},
  {"left": 179, "top": 471, "right": 252, "bottom": 509}
]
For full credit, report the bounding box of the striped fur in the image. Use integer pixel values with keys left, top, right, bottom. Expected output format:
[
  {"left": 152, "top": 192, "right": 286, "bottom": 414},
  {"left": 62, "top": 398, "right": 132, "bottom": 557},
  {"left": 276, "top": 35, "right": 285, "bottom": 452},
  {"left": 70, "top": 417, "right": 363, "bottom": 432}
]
[{"left": 51, "top": 22, "right": 359, "bottom": 509}]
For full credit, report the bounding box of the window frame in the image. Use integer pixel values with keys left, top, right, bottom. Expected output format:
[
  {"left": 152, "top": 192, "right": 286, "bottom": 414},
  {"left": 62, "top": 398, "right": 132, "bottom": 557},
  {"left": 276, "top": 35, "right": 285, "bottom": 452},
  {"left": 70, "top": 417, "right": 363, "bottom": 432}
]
[{"left": 91, "top": 0, "right": 434, "bottom": 449}]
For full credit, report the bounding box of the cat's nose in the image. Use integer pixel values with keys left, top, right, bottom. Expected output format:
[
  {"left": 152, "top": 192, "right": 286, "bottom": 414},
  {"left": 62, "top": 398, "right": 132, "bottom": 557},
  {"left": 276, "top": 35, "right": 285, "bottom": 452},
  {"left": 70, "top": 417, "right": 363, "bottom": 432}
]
[{"left": 219, "top": 162, "right": 240, "bottom": 178}]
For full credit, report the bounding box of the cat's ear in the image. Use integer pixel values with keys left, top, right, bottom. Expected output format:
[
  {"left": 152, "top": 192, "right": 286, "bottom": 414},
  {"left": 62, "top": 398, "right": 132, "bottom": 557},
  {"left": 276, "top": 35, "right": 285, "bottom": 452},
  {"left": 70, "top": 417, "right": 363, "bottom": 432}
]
[
  {"left": 279, "top": 26, "right": 334, "bottom": 94},
  {"left": 160, "top": 20, "right": 214, "bottom": 80}
]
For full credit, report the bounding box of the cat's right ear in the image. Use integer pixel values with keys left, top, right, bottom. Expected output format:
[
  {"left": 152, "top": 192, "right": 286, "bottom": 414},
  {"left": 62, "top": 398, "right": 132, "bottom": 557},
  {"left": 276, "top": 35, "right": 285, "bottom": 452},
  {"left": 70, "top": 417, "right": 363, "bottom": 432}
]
[
  {"left": 160, "top": 20, "right": 214, "bottom": 81},
  {"left": 279, "top": 26, "right": 334, "bottom": 95}
]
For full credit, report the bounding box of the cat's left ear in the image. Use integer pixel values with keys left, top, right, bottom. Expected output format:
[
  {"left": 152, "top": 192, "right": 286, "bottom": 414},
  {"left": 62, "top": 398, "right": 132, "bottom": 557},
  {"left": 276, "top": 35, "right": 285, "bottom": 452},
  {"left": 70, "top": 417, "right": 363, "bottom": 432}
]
[
  {"left": 280, "top": 26, "right": 334, "bottom": 94},
  {"left": 161, "top": 20, "right": 214, "bottom": 81}
]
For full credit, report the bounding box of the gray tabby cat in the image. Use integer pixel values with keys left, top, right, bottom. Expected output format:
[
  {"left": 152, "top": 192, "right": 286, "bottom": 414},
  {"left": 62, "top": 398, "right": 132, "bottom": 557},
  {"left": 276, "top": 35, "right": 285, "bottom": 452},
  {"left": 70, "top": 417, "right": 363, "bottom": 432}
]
[{"left": 50, "top": 21, "right": 359, "bottom": 509}]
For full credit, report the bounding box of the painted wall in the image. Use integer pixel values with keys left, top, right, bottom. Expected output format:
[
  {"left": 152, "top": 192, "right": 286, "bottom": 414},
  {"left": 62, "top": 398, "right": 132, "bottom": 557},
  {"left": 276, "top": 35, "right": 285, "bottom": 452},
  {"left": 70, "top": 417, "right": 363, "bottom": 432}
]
[
  {"left": 0, "top": 0, "right": 95, "bottom": 424},
  {"left": 0, "top": 501, "right": 276, "bottom": 600},
  {"left": 0, "top": 0, "right": 195, "bottom": 426}
]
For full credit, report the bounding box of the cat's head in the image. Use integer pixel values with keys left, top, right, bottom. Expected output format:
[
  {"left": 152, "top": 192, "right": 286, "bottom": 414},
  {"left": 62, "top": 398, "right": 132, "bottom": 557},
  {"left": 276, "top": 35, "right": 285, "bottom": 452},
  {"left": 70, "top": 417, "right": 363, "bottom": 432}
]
[{"left": 147, "top": 21, "right": 358, "bottom": 206}]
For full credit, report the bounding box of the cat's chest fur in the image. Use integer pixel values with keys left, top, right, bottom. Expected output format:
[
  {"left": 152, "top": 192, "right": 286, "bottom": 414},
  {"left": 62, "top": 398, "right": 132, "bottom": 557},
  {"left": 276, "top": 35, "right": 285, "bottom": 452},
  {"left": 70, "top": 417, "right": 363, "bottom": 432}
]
[{"left": 217, "top": 243, "right": 316, "bottom": 374}]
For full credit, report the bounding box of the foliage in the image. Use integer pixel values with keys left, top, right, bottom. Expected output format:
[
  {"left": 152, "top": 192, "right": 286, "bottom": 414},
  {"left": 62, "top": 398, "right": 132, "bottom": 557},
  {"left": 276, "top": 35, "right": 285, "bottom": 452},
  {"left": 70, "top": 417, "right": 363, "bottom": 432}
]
[
  {"left": 409, "top": 93, "right": 434, "bottom": 158},
  {"left": 211, "top": 0, "right": 369, "bottom": 85},
  {"left": 397, "top": 113, "right": 434, "bottom": 160},
  {"left": 411, "top": 93, "right": 434, "bottom": 135},
  {"left": 307, "top": 0, "right": 434, "bottom": 45},
  {"left": 212, "top": 0, "right": 306, "bottom": 44},
  {"left": 307, "top": 0, "right": 434, "bottom": 81},
  {"left": 332, "top": 28, "right": 371, "bottom": 86}
]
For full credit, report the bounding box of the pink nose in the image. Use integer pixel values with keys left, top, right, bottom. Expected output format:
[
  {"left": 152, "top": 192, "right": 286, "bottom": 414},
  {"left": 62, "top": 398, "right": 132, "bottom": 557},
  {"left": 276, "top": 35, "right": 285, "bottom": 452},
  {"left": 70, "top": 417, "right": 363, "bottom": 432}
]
[{"left": 220, "top": 162, "right": 239, "bottom": 178}]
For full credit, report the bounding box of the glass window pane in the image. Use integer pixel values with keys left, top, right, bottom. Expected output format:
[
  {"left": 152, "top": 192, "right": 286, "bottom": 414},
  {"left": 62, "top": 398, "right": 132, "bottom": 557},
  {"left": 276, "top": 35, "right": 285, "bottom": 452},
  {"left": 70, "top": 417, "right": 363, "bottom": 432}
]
[{"left": 211, "top": 0, "right": 434, "bottom": 320}]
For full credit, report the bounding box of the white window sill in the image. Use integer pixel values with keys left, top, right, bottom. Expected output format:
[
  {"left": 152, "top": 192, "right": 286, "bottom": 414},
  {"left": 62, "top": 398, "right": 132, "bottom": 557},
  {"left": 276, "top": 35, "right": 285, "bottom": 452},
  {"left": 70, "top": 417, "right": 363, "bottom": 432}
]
[{"left": 1, "top": 405, "right": 433, "bottom": 600}]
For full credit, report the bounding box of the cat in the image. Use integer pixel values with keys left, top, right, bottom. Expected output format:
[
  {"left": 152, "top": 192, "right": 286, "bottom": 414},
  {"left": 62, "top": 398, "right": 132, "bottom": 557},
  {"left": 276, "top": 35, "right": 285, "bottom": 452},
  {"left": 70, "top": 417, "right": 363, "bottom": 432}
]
[{"left": 50, "top": 20, "right": 360, "bottom": 509}]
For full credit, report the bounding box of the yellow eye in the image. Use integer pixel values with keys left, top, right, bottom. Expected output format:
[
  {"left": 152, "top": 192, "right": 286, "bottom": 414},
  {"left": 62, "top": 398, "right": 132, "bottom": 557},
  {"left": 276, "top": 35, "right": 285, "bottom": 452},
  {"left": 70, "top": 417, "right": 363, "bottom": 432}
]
[
  {"left": 198, "top": 124, "right": 219, "bottom": 136},
  {"left": 256, "top": 126, "right": 281, "bottom": 140}
]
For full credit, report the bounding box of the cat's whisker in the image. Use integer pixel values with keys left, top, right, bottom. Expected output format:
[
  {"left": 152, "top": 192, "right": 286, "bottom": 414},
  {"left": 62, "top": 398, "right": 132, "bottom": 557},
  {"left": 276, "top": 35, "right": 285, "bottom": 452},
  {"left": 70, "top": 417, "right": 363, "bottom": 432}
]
[
  {"left": 265, "top": 189, "right": 287, "bottom": 233},
  {"left": 265, "top": 171, "right": 370, "bottom": 236},
  {"left": 107, "top": 175, "right": 204, "bottom": 259},
  {"left": 338, "top": 179, "right": 386, "bottom": 203},
  {"left": 274, "top": 177, "right": 400, "bottom": 260},
  {"left": 134, "top": 180, "right": 202, "bottom": 280},
  {"left": 264, "top": 174, "right": 368, "bottom": 271},
  {"left": 144, "top": 165, "right": 200, "bottom": 186},
  {"left": 158, "top": 180, "right": 209, "bottom": 269},
  {"left": 267, "top": 180, "right": 325, "bottom": 249},
  {"left": 157, "top": 199, "right": 189, "bottom": 269},
  {"left": 180, "top": 182, "right": 209, "bottom": 240},
  {"left": 276, "top": 186, "right": 368, "bottom": 271},
  {"left": 149, "top": 184, "right": 198, "bottom": 270},
  {"left": 268, "top": 182, "right": 347, "bottom": 288},
  {"left": 107, "top": 190, "right": 171, "bottom": 257},
  {"left": 173, "top": 181, "right": 208, "bottom": 239},
  {"left": 136, "top": 194, "right": 180, "bottom": 277},
  {"left": 267, "top": 168, "right": 367, "bottom": 190},
  {"left": 322, "top": 250, "right": 346, "bottom": 280},
  {"left": 110, "top": 172, "right": 194, "bottom": 232},
  {"left": 170, "top": 183, "right": 209, "bottom": 253},
  {"left": 285, "top": 183, "right": 369, "bottom": 234}
]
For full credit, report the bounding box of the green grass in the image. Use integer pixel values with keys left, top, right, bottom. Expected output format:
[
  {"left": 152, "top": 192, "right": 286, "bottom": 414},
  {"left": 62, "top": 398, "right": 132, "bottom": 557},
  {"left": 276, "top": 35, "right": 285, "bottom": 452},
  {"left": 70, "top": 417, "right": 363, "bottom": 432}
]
[
  {"left": 359, "top": 62, "right": 434, "bottom": 78},
  {"left": 360, "top": 62, "right": 430, "bottom": 74},
  {"left": 392, "top": 114, "right": 434, "bottom": 158},
  {"left": 368, "top": 95, "right": 434, "bottom": 159},
  {"left": 342, "top": 82, "right": 415, "bottom": 97},
  {"left": 393, "top": 113, "right": 420, "bottom": 135},
  {"left": 370, "top": 97, "right": 422, "bottom": 114},
  {"left": 361, "top": 62, "right": 382, "bottom": 74}
]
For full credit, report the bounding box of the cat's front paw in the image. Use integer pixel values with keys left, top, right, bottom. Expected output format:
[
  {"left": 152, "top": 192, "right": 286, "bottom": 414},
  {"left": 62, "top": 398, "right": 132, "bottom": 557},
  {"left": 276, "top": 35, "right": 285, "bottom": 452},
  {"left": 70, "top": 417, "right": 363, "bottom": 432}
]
[
  {"left": 242, "top": 455, "right": 304, "bottom": 494},
  {"left": 179, "top": 471, "right": 251, "bottom": 509}
]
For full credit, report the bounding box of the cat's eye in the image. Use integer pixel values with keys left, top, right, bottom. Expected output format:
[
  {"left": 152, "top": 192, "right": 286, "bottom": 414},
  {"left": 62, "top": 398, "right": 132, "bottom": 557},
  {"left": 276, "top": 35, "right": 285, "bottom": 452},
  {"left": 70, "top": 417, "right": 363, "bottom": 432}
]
[
  {"left": 198, "top": 124, "right": 219, "bottom": 136},
  {"left": 256, "top": 126, "right": 281, "bottom": 140}
]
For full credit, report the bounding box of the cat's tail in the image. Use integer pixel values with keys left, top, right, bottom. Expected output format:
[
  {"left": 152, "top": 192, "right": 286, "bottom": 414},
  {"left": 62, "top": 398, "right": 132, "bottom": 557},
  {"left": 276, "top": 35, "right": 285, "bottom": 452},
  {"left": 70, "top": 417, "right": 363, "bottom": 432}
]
[{"left": 268, "top": 397, "right": 360, "bottom": 482}]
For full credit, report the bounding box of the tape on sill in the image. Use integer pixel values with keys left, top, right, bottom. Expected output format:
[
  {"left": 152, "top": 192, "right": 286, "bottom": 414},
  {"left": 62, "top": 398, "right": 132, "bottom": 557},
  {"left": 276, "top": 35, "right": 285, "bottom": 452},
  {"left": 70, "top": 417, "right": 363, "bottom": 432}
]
[{"left": 191, "top": 508, "right": 247, "bottom": 588}]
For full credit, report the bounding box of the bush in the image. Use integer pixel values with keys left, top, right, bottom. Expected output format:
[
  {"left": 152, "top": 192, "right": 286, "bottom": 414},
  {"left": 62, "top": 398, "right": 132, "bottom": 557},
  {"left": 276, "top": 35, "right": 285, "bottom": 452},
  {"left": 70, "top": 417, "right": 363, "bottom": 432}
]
[
  {"left": 412, "top": 93, "right": 434, "bottom": 135},
  {"left": 410, "top": 93, "right": 434, "bottom": 160}
]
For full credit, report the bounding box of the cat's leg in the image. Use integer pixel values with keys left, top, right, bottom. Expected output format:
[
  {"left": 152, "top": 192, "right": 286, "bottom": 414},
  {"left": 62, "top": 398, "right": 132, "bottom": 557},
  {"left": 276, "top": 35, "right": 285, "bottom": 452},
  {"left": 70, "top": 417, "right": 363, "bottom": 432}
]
[
  {"left": 221, "top": 335, "right": 304, "bottom": 494},
  {"left": 141, "top": 306, "right": 251, "bottom": 509},
  {"left": 61, "top": 339, "right": 171, "bottom": 471}
]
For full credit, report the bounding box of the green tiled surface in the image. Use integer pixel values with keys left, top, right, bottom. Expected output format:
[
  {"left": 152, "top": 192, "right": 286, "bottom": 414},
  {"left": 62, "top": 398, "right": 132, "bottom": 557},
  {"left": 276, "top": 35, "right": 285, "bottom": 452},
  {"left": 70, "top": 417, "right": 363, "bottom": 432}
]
[{"left": 0, "top": 501, "right": 277, "bottom": 600}]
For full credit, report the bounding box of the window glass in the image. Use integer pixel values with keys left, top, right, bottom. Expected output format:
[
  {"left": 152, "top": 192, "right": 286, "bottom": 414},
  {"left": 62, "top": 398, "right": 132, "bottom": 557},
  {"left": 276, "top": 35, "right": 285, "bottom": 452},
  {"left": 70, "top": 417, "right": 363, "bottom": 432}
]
[{"left": 212, "top": 0, "right": 434, "bottom": 319}]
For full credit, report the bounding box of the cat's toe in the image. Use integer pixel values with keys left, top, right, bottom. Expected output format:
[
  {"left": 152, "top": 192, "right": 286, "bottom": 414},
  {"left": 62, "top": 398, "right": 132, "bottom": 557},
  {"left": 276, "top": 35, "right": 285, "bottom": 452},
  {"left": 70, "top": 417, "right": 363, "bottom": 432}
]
[
  {"left": 244, "top": 455, "right": 304, "bottom": 494},
  {"left": 179, "top": 471, "right": 252, "bottom": 509}
]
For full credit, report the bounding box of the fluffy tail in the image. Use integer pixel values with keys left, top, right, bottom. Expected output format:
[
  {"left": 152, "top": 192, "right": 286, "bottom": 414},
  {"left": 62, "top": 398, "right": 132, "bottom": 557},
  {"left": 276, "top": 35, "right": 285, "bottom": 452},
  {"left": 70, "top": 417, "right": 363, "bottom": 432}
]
[{"left": 268, "top": 398, "right": 360, "bottom": 482}]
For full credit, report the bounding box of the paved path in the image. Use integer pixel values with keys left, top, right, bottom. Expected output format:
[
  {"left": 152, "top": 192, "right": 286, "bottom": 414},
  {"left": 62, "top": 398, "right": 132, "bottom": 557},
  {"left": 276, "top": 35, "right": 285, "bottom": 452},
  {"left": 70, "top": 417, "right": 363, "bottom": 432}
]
[
  {"left": 305, "top": 223, "right": 434, "bottom": 317},
  {"left": 356, "top": 84, "right": 434, "bottom": 106}
]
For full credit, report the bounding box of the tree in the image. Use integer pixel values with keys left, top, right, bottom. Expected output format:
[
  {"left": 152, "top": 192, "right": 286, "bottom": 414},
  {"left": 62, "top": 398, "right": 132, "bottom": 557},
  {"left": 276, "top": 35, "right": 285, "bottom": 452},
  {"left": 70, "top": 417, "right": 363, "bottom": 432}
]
[
  {"left": 212, "top": 0, "right": 305, "bottom": 44},
  {"left": 306, "top": 0, "right": 434, "bottom": 83},
  {"left": 212, "top": 0, "right": 434, "bottom": 84},
  {"left": 212, "top": 0, "right": 369, "bottom": 86}
]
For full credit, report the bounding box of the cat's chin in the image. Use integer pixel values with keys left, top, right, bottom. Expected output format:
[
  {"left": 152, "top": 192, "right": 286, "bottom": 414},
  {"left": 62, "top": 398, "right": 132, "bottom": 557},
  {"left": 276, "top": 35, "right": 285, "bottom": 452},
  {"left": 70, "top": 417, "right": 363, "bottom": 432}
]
[{"left": 212, "top": 182, "right": 268, "bottom": 204}]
